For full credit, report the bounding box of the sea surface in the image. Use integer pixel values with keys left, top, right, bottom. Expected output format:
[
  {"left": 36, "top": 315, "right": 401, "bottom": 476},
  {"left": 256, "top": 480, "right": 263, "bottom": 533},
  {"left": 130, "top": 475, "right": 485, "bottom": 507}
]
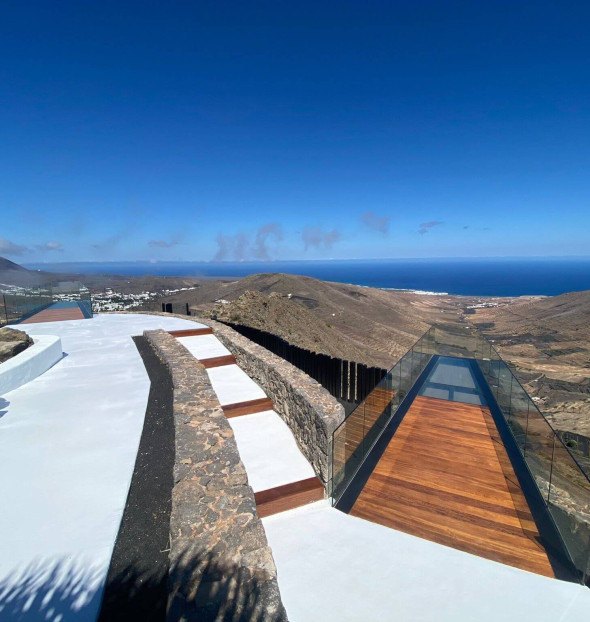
[{"left": 24, "top": 257, "right": 590, "bottom": 297}]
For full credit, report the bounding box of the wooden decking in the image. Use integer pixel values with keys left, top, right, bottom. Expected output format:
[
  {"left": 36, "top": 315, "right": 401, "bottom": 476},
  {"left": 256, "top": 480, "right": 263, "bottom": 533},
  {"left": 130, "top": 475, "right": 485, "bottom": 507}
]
[
  {"left": 20, "top": 306, "right": 85, "bottom": 324},
  {"left": 350, "top": 395, "right": 555, "bottom": 577}
]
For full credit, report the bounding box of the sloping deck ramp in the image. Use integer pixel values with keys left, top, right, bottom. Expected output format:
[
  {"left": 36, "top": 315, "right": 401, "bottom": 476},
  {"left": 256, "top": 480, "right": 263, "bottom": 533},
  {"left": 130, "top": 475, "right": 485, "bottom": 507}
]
[
  {"left": 350, "top": 395, "right": 555, "bottom": 578},
  {"left": 18, "top": 301, "right": 91, "bottom": 324},
  {"left": 20, "top": 304, "right": 85, "bottom": 324}
]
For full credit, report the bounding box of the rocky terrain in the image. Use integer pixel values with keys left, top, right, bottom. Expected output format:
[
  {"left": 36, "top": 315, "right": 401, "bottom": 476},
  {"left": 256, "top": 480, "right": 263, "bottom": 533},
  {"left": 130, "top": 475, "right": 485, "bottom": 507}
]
[
  {"left": 469, "top": 291, "right": 590, "bottom": 436},
  {"left": 0, "top": 328, "right": 33, "bottom": 363},
  {"left": 141, "top": 272, "right": 456, "bottom": 368}
]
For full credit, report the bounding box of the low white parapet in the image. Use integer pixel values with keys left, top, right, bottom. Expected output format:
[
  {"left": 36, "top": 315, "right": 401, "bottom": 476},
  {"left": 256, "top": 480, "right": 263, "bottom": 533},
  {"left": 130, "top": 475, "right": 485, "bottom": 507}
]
[{"left": 0, "top": 335, "right": 63, "bottom": 395}]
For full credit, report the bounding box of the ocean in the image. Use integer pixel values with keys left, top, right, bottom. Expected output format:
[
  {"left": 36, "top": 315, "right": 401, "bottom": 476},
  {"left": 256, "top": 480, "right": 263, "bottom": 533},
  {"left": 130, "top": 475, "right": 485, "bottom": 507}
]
[{"left": 24, "top": 257, "right": 590, "bottom": 297}]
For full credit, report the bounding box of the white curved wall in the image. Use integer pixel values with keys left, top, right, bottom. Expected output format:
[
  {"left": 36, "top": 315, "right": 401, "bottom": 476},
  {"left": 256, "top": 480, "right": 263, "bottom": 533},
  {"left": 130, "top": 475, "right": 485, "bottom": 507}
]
[{"left": 0, "top": 334, "right": 63, "bottom": 395}]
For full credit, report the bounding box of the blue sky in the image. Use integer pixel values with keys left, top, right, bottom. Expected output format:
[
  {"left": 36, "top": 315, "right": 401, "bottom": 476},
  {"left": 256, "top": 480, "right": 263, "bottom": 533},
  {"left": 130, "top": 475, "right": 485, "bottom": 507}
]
[{"left": 1, "top": 1, "right": 589, "bottom": 262}]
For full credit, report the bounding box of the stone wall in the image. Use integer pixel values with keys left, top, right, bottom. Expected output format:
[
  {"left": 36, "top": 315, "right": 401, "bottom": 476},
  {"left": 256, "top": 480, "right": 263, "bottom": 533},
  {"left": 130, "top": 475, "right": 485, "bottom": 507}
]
[
  {"left": 144, "top": 329, "right": 287, "bottom": 622},
  {"left": 202, "top": 318, "right": 345, "bottom": 486}
]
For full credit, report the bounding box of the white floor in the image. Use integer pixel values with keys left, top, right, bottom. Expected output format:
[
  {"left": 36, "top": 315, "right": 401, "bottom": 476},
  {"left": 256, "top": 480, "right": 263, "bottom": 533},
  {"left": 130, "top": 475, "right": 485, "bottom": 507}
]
[
  {"left": 229, "top": 410, "right": 315, "bottom": 492},
  {"left": 174, "top": 333, "right": 315, "bottom": 493},
  {"left": 262, "top": 501, "right": 590, "bottom": 622},
  {"left": 8, "top": 315, "right": 583, "bottom": 621},
  {"left": 177, "top": 334, "right": 231, "bottom": 360},
  {"left": 0, "top": 313, "right": 201, "bottom": 621},
  {"left": 206, "top": 363, "right": 267, "bottom": 406}
]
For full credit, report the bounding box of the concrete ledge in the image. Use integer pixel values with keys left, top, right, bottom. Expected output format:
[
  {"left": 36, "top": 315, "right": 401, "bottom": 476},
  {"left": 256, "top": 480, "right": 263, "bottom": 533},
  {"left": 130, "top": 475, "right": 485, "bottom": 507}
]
[
  {"left": 0, "top": 334, "right": 62, "bottom": 396},
  {"left": 143, "top": 329, "right": 287, "bottom": 622},
  {"left": 201, "top": 318, "right": 345, "bottom": 487}
]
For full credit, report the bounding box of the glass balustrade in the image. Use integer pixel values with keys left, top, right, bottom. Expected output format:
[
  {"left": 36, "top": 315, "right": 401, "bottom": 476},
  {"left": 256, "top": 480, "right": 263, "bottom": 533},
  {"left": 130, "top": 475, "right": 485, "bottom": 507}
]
[
  {"left": 0, "top": 281, "right": 93, "bottom": 326},
  {"left": 330, "top": 322, "right": 590, "bottom": 583},
  {"left": 330, "top": 336, "right": 433, "bottom": 504}
]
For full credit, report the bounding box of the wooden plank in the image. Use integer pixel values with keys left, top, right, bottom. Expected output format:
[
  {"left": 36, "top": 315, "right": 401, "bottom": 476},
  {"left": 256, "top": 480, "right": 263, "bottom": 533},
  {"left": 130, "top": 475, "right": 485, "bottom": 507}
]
[
  {"left": 168, "top": 327, "right": 213, "bottom": 337},
  {"left": 350, "top": 395, "right": 555, "bottom": 578},
  {"left": 20, "top": 307, "right": 85, "bottom": 324},
  {"left": 222, "top": 397, "right": 274, "bottom": 418},
  {"left": 200, "top": 354, "right": 236, "bottom": 369},
  {"left": 255, "top": 477, "right": 324, "bottom": 518}
]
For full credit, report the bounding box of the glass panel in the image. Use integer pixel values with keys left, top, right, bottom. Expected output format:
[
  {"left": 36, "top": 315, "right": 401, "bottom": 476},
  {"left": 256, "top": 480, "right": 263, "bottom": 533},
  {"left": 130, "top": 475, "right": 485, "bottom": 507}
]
[
  {"left": 525, "top": 410, "right": 555, "bottom": 502},
  {"left": 0, "top": 282, "right": 92, "bottom": 324},
  {"left": 508, "top": 382, "right": 530, "bottom": 453},
  {"left": 331, "top": 405, "right": 365, "bottom": 500},
  {"left": 330, "top": 329, "right": 433, "bottom": 504},
  {"left": 398, "top": 351, "right": 412, "bottom": 401},
  {"left": 496, "top": 361, "right": 512, "bottom": 415},
  {"left": 363, "top": 375, "right": 391, "bottom": 449},
  {"left": 548, "top": 439, "right": 590, "bottom": 579}
]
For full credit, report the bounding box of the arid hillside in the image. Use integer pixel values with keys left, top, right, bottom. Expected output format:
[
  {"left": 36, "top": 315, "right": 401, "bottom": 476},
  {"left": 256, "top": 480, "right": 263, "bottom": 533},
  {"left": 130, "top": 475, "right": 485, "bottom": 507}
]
[
  {"left": 143, "top": 272, "right": 477, "bottom": 368},
  {"left": 146, "top": 272, "right": 590, "bottom": 436},
  {"left": 471, "top": 291, "right": 590, "bottom": 435}
]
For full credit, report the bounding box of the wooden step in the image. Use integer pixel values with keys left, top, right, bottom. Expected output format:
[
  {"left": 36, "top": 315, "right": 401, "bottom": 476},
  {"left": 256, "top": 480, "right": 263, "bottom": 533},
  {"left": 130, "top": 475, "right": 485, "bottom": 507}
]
[
  {"left": 255, "top": 477, "right": 325, "bottom": 518},
  {"left": 200, "top": 354, "right": 236, "bottom": 369},
  {"left": 168, "top": 327, "right": 213, "bottom": 337},
  {"left": 222, "top": 397, "right": 274, "bottom": 418}
]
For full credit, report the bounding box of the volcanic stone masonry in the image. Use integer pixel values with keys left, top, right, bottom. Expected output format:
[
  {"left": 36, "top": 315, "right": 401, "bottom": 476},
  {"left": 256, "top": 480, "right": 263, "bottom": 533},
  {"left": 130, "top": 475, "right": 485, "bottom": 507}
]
[{"left": 144, "top": 328, "right": 288, "bottom": 622}]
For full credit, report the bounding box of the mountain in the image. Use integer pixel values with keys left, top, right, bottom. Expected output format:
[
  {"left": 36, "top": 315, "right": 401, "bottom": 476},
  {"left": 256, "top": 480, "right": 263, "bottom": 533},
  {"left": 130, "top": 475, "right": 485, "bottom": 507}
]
[
  {"left": 0, "top": 257, "right": 29, "bottom": 272},
  {"left": 0, "top": 256, "right": 48, "bottom": 287},
  {"left": 142, "top": 272, "right": 469, "bottom": 368}
]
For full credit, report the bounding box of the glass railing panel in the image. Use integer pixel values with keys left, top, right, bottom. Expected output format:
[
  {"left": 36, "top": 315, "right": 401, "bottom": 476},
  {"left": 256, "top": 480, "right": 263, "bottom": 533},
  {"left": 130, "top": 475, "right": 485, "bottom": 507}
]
[
  {"left": 434, "top": 326, "right": 478, "bottom": 358},
  {"left": 363, "top": 373, "right": 398, "bottom": 451},
  {"left": 496, "top": 361, "right": 513, "bottom": 416},
  {"left": 0, "top": 282, "right": 93, "bottom": 324},
  {"left": 411, "top": 350, "right": 431, "bottom": 377},
  {"left": 508, "top": 383, "right": 530, "bottom": 453},
  {"left": 363, "top": 374, "right": 393, "bottom": 432},
  {"left": 422, "top": 327, "right": 435, "bottom": 355},
  {"left": 398, "top": 351, "right": 413, "bottom": 402},
  {"left": 3, "top": 289, "right": 52, "bottom": 323},
  {"left": 524, "top": 410, "right": 556, "bottom": 502},
  {"left": 547, "top": 439, "right": 590, "bottom": 580},
  {"left": 479, "top": 339, "right": 489, "bottom": 362},
  {"left": 330, "top": 330, "right": 433, "bottom": 504},
  {"left": 331, "top": 403, "right": 365, "bottom": 501}
]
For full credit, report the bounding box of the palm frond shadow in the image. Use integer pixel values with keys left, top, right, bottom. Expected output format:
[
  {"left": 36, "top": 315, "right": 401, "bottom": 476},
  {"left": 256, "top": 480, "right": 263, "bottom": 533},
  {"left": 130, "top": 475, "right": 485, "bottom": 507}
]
[
  {"left": 0, "top": 558, "right": 103, "bottom": 622},
  {"left": 1, "top": 549, "right": 287, "bottom": 622}
]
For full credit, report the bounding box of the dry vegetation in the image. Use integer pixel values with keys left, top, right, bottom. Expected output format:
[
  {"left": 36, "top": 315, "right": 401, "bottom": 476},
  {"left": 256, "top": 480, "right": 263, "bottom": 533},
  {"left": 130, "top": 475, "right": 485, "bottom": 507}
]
[
  {"left": 146, "top": 272, "right": 590, "bottom": 437},
  {"left": 470, "top": 291, "right": 590, "bottom": 436}
]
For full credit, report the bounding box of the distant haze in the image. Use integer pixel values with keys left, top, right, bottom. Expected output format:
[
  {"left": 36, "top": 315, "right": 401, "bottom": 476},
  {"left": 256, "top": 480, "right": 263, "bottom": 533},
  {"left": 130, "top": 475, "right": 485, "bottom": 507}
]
[{"left": 22, "top": 257, "right": 590, "bottom": 297}]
